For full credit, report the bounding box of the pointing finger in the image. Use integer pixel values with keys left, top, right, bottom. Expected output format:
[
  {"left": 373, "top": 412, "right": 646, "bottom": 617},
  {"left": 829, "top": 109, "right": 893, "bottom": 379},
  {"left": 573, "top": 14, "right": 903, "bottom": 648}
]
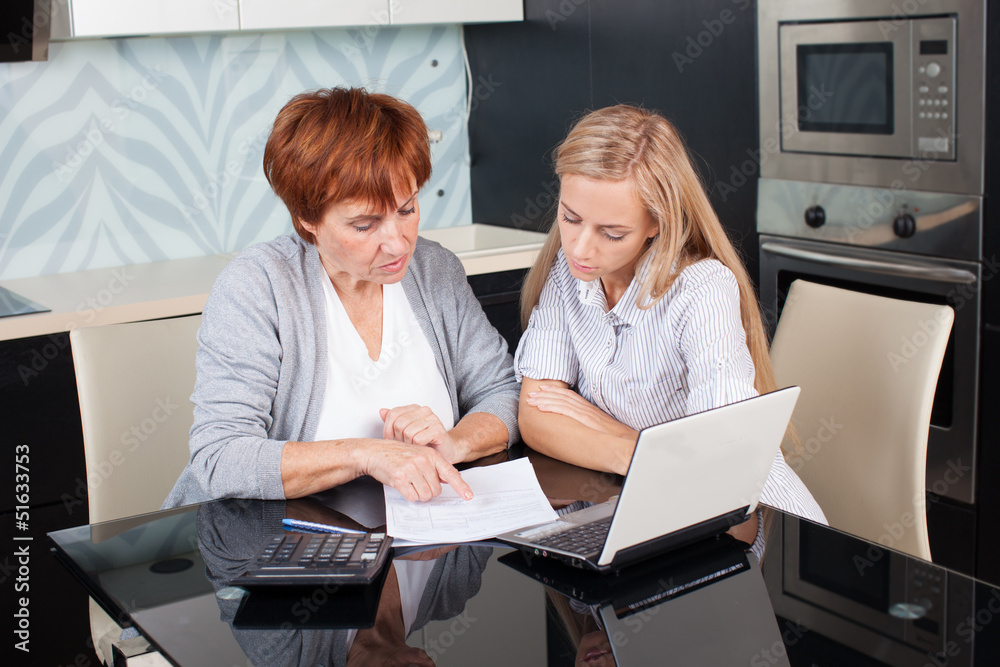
[{"left": 437, "top": 462, "right": 473, "bottom": 500}]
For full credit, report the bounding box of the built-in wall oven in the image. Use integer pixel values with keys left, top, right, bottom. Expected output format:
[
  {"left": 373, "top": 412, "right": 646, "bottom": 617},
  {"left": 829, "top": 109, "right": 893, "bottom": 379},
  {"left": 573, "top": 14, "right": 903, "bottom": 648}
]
[
  {"left": 758, "top": 183, "right": 982, "bottom": 510},
  {"left": 757, "top": 0, "right": 989, "bottom": 578}
]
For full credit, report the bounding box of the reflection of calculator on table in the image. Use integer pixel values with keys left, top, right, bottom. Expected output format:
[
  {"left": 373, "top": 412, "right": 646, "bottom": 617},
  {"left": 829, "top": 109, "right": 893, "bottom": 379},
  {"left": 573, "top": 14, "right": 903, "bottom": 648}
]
[{"left": 231, "top": 529, "right": 393, "bottom": 587}]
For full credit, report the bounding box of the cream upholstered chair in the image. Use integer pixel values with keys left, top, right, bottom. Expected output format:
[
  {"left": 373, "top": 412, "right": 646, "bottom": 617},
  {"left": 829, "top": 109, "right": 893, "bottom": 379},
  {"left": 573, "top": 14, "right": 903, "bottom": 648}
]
[
  {"left": 70, "top": 314, "right": 201, "bottom": 666},
  {"left": 769, "top": 280, "right": 953, "bottom": 562}
]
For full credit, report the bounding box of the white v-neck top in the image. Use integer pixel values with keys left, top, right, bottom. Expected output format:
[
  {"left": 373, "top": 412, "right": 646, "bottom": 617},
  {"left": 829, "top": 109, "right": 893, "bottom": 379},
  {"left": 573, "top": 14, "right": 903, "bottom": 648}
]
[{"left": 314, "top": 278, "right": 453, "bottom": 441}]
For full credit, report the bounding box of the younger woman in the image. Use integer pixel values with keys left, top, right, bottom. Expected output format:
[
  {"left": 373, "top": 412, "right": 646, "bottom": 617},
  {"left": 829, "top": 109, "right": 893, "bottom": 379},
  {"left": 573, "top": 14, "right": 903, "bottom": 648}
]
[{"left": 514, "top": 105, "right": 826, "bottom": 527}]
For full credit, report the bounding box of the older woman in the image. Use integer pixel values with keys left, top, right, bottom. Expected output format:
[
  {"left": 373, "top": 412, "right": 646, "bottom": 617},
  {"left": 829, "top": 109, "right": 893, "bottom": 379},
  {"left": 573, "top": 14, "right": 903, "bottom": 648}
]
[{"left": 165, "top": 87, "right": 519, "bottom": 507}]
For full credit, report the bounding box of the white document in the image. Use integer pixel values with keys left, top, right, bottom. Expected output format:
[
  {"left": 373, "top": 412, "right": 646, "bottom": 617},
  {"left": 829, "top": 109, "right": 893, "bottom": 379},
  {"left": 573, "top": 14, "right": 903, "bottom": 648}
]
[{"left": 384, "top": 458, "right": 558, "bottom": 544}]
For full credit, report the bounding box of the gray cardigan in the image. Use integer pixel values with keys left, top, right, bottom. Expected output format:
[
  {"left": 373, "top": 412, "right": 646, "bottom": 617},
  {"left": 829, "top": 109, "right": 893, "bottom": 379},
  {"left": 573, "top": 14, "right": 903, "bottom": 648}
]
[{"left": 164, "top": 234, "right": 520, "bottom": 507}]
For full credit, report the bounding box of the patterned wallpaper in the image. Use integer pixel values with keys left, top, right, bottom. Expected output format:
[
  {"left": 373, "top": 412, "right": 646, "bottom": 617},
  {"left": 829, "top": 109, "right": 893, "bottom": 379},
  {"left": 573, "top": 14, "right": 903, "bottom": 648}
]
[{"left": 0, "top": 25, "right": 471, "bottom": 281}]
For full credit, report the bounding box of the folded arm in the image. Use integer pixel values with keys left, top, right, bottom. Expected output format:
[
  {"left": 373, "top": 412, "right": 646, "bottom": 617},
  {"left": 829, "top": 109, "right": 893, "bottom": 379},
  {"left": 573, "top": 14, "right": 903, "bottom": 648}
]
[{"left": 518, "top": 377, "right": 638, "bottom": 476}]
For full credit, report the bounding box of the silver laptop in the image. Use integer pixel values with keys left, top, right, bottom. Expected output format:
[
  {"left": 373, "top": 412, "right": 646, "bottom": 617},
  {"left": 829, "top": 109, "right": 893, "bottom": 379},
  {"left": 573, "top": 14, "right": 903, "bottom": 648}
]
[{"left": 497, "top": 386, "right": 800, "bottom": 572}]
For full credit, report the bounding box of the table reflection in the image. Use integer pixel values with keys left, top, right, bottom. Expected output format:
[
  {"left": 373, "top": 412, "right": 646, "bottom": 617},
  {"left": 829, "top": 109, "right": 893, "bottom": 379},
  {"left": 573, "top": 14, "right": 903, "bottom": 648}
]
[
  {"left": 500, "top": 534, "right": 788, "bottom": 666},
  {"left": 196, "top": 499, "right": 491, "bottom": 666},
  {"left": 45, "top": 449, "right": 1000, "bottom": 666},
  {"left": 762, "top": 513, "right": 980, "bottom": 666}
]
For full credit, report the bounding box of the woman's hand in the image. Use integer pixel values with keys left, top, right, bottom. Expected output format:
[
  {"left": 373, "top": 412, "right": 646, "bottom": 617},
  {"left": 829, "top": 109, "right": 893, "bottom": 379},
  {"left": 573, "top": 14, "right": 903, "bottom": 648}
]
[
  {"left": 526, "top": 385, "right": 639, "bottom": 441},
  {"left": 356, "top": 439, "right": 473, "bottom": 502},
  {"left": 380, "top": 405, "right": 466, "bottom": 463},
  {"left": 726, "top": 511, "right": 759, "bottom": 545}
]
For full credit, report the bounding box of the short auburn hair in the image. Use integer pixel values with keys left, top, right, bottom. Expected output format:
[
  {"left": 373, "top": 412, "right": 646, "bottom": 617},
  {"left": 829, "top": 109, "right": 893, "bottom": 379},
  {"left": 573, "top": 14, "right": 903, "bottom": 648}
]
[{"left": 263, "top": 87, "right": 432, "bottom": 243}]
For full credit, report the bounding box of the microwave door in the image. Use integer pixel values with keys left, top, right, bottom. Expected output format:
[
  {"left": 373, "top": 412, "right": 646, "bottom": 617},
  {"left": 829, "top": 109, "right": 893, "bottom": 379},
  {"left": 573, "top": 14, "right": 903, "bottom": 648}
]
[{"left": 779, "top": 20, "right": 913, "bottom": 159}]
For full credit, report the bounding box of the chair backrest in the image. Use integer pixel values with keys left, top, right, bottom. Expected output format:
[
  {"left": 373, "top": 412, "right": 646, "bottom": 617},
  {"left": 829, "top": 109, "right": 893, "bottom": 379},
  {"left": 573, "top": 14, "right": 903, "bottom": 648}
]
[
  {"left": 70, "top": 315, "right": 201, "bottom": 525},
  {"left": 770, "top": 280, "right": 953, "bottom": 561}
]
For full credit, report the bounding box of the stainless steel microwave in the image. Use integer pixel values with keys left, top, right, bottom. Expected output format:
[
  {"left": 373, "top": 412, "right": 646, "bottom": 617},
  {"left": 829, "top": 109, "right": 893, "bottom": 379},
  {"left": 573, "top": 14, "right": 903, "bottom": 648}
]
[{"left": 758, "top": 0, "right": 986, "bottom": 195}]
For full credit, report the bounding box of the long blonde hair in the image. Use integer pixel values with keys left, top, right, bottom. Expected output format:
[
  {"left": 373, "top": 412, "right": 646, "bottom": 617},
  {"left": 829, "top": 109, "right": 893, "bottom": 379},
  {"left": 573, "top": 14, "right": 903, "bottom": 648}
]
[{"left": 520, "top": 104, "right": 779, "bottom": 403}]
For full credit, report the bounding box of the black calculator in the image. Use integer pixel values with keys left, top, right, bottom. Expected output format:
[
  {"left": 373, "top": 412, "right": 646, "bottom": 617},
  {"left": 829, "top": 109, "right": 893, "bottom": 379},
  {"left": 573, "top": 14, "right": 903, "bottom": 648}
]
[{"left": 231, "top": 531, "right": 392, "bottom": 586}]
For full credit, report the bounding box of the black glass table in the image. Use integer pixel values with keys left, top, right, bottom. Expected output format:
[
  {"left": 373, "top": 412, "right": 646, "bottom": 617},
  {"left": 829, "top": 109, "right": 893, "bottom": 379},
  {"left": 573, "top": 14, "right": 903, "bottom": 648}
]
[{"left": 48, "top": 452, "right": 1000, "bottom": 666}]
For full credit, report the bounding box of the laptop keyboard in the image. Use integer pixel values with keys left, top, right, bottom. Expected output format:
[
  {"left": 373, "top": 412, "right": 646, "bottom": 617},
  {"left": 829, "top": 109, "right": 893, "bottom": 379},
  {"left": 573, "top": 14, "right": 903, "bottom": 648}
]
[
  {"left": 233, "top": 531, "right": 391, "bottom": 585},
  {"left": 535, "top": 517, "right": 612, "bottom": 556}
]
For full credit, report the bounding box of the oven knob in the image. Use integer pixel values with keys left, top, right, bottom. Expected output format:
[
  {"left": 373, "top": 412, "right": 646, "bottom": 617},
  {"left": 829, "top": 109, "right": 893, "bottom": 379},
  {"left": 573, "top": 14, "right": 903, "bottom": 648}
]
[
  {"left": 804, "top": 205, "right": 826, "bottom": 228},
  {"left": 893, "top": 213, "right": 916, "bottom": 238}
]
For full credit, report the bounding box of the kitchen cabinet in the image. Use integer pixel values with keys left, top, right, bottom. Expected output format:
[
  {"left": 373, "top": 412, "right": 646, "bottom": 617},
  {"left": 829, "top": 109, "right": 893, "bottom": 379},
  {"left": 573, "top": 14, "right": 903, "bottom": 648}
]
[
  {"left": 50, "top": 0, "right": 522, "bottom": 40},
  {"left": 239, "top": 0, "right": 387, "bottom": 32},
  {"left": 390, "top": 0, "right": 523, "bottom": 25},
  {"left": 50, "top": 0, "right": 240, "bottom": 39},
  {"left": 2, "top": 333, "right": 94, "bottom": 665}
]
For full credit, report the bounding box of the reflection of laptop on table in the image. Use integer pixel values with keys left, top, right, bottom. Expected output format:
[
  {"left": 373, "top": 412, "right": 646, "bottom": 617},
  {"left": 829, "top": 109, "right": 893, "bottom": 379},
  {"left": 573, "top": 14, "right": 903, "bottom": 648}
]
[
  {"left": 498, "top": 533, "right": 751, "bottom": 609},
  {"left": 497, "top": 387, "right": 800, "bottom": 572},
  {"left": 500, "top": 533, "right": 789, "bottom": 666}
]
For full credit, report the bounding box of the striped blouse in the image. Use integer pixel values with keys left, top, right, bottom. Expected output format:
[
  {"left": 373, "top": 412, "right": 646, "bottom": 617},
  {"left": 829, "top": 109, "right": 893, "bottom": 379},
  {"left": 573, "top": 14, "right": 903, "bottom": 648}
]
[{"left": 515, "top": 250, "right": 827, "bottom": 525}]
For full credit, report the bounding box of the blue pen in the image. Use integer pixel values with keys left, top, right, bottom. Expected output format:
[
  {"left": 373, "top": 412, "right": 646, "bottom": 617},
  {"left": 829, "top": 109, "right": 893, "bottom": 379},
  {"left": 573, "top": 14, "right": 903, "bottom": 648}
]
[{"left": 282, "top": 518, "right": 367, "bottom": 534}]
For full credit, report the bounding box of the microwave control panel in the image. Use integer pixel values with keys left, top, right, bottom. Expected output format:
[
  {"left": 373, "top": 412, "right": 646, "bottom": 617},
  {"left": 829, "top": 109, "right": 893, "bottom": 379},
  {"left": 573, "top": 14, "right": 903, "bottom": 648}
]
[
  {"left": 902, "top": 560, "right": 948, "bottom": 651},
  {"left": 912, "top": 17, "right": 957, "bottom": 161}
]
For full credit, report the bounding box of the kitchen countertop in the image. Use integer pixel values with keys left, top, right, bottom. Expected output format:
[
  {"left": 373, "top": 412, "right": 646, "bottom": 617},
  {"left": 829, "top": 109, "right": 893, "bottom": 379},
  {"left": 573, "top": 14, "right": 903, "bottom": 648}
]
[{"left": 0, "top": 224, "right": 547, "bottom": 341}]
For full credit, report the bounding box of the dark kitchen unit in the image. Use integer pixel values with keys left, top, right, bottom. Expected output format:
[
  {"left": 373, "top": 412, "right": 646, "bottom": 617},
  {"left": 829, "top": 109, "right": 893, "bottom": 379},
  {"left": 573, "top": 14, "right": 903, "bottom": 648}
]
[
  {"left": 464, "top": 0, "right": 760, "bottom": 280},
  {"left": 756, "top": 0, "right": 998, "bottom": 584},
  {"left": 0, "top": 0, "right": 49, "bottom": 63}
]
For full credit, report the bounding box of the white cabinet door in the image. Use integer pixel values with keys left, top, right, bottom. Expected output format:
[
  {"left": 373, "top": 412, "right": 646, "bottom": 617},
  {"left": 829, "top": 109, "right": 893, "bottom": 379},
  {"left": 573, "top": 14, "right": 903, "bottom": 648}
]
[
  {"left": 240, "top": 0, "right": 389, "bottom": 31},
  {"left": 390, "top": 0, "right": 523, "bottom": 25},
  {"left": 62, "top": 0, "right": 240, "bottom": 38}
]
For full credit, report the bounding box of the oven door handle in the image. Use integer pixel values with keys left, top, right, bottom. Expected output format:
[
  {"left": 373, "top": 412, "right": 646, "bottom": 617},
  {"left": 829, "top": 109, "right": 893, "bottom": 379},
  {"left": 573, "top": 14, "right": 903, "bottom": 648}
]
[{"left": 761, "top": 242, "right": 978, "bottom": 284}]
